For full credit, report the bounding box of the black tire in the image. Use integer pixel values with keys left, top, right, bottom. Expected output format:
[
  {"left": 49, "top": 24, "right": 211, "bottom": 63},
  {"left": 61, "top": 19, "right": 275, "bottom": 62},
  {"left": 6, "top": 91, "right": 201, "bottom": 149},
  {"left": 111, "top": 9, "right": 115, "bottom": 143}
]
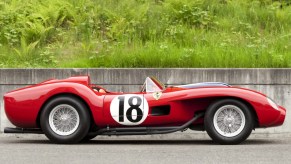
[
  {"left": 40, "top": 96, "right": 90, "bottom": 144},
  {"left": 81, "top": 123, "right": 99, "bottom": 142},
  {"left": 204, "top": 99, "right": 254, "bottom": 145},
  {"left": 81, "top": 133, "right": 98, "bottom": 142}
]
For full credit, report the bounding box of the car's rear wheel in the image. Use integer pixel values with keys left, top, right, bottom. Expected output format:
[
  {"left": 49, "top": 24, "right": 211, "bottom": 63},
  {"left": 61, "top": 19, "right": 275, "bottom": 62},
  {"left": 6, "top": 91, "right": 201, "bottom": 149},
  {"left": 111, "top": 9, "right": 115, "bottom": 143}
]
[
  {"left": 81, "top": 133, "right": 98, "bottom": 142},
  {"left": 81, "top": 123, "right": 99, "bottom": 142},
  {"left": 40, "top": 96, "right": 90, "bottom": 144},
  {"left": 204, "top": 99, "right": 254, "bottom": 145}
]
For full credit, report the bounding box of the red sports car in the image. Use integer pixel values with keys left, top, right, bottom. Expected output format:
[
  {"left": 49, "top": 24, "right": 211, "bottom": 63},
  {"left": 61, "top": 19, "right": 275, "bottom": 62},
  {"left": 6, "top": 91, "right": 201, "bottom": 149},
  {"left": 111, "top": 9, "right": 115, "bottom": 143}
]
[{"left": 3, "top": 76, "right": 286, "bottom": 144}]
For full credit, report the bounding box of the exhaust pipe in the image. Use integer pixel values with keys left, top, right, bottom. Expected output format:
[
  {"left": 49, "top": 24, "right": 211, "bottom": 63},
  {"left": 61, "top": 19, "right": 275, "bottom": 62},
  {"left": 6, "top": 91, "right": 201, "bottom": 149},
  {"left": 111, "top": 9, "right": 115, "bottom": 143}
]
[
  {"left": 4, "top": 127, "right": 43, "bottom": 134},
  {"left": 90, "top": 112, "right": 204, "bottom": 136}
]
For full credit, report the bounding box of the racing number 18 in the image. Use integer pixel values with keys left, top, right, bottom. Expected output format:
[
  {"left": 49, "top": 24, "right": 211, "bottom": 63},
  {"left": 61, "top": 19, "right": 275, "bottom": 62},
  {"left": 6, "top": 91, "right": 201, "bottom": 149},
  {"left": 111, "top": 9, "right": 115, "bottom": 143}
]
[{"left": 118, "top": 96, "right": 143, "bottom": 123}]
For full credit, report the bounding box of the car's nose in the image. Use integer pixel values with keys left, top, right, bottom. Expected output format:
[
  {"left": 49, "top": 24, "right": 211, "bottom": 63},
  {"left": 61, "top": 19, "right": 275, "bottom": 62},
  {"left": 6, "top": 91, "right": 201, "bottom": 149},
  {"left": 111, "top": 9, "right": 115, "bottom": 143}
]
[{"left": 272, "top": 106, "right": 286, "bottom": 127}]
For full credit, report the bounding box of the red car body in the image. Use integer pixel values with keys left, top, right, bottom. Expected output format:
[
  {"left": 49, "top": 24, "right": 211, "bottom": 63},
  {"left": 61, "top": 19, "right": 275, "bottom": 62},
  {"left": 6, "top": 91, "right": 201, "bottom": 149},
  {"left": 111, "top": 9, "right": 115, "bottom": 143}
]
[{"left": 3, "top": 76, "right": 286, "bottom": 144}]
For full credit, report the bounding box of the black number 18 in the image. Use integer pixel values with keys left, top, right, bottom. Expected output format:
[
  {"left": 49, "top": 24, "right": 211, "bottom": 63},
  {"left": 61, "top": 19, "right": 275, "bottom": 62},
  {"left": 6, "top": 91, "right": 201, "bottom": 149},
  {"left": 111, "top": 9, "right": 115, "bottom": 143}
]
[{"left": 118, "top": 96, "right": 143, "bottom": 123}]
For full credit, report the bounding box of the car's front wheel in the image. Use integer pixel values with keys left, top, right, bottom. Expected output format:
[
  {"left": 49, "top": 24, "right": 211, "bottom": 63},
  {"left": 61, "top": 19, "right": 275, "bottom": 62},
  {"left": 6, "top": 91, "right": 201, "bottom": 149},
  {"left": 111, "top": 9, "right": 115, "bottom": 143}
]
[
  {"left": 204, "top": 99, "right": 254, "bottom": 145},
  {"left": 40, "top": 96, "right": 90, "bottom": 144}
]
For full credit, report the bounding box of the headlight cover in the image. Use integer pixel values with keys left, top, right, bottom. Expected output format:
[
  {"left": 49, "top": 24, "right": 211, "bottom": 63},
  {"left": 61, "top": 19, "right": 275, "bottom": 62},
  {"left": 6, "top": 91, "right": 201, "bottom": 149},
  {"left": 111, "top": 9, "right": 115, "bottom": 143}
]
[{"left": 267, "top": 97, "right": 279, "bottom": 111}]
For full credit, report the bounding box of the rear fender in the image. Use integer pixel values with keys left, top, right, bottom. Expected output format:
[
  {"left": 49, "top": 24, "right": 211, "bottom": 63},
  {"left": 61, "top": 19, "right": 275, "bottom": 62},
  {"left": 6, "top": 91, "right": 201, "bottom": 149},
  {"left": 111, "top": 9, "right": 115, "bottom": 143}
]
[{"left": 4, "top": 82, "right": 104, "bottom": 128}]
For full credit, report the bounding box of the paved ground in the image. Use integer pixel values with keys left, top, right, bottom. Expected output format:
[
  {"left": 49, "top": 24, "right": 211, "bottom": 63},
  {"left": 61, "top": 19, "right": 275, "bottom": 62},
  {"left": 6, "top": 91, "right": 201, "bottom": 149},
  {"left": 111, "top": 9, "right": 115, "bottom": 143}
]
[{"left": 0, "top": 134, "right": 290, "bottom": 164}]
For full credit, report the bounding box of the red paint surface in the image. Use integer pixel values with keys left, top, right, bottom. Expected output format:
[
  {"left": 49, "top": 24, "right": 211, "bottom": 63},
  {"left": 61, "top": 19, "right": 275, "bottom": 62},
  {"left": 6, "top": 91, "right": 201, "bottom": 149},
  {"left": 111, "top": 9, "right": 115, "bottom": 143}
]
[{"left": 4, "top": 76, "right": 286, "bottom": 129}]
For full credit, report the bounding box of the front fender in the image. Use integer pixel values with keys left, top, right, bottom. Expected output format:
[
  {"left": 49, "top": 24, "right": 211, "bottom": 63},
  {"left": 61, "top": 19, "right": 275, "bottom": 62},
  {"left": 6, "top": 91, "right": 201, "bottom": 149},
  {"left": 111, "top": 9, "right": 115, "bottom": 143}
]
[{"left": 165, "top": 87, "right": 283, "bottom": 127}]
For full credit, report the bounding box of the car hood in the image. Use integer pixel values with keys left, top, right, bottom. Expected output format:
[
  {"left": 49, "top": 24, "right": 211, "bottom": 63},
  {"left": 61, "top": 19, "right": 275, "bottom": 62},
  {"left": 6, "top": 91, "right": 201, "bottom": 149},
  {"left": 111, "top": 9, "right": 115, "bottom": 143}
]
[{"left": 176, "top": 82, "right": 230, "bottom": 89}]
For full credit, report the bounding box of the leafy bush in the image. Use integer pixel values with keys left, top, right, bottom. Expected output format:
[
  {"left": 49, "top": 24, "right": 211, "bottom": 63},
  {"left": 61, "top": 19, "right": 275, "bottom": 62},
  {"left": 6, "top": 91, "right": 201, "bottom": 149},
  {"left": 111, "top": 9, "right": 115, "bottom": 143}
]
[{"left": 0, "top": 0, "right": 290, "bottom": 68}]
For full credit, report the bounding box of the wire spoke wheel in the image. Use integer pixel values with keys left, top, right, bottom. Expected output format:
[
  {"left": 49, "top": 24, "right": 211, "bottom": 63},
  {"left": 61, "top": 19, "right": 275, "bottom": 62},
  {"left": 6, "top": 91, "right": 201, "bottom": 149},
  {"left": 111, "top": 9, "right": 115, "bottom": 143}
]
[
  {"left": 213, "top": 105, "right": 246, "bottom": 137},
  {"left": 41, "top": 96, "right": 90, "bottom": 144},
  {"left": 205, "top": 99, "right": 254, "bottom": 144},
  {"left": 49, "top": 104, "right": 80, "bottom": 136}
]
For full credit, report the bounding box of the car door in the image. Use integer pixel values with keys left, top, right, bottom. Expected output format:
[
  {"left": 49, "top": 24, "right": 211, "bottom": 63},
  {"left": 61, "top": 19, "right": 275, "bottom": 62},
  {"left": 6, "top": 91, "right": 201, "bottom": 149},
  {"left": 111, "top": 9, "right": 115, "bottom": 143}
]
[{"left": 103, "top": 93, "right": 148, "bottom": 126}]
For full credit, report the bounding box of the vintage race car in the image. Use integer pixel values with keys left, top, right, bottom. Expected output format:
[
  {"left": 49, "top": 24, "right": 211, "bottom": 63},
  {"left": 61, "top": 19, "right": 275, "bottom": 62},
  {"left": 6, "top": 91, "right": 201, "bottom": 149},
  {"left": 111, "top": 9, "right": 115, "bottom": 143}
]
[{"left": 3, "top": 76, "right": 286, "bottom": 144}]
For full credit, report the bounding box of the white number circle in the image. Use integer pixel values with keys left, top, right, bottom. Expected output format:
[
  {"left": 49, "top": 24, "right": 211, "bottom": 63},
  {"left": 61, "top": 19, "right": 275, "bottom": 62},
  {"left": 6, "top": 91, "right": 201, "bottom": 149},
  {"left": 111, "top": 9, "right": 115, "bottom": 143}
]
[{"left": 110, "top": 94, "right": 149, "bottom": 125}]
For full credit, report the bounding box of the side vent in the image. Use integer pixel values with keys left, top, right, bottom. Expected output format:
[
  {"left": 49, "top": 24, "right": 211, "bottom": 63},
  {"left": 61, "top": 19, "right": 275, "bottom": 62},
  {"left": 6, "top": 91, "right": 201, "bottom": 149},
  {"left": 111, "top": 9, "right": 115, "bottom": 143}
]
[{"left": 151, "top": 105, "right": 170, "bottom": 116}]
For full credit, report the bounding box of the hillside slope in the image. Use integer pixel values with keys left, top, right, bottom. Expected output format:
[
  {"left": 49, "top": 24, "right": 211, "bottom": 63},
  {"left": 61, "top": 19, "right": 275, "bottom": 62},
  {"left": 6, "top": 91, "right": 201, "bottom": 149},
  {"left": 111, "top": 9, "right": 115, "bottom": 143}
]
[{"left": 0, "top": 0, "right": 290, "bottom": 67}]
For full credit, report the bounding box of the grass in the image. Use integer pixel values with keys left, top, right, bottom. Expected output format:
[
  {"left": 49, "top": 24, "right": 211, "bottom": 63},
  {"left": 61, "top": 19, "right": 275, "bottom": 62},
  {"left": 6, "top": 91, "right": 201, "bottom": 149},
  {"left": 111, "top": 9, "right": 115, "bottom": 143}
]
[{"left": 0, "top": 0, "right": 290, "bottom": 68}]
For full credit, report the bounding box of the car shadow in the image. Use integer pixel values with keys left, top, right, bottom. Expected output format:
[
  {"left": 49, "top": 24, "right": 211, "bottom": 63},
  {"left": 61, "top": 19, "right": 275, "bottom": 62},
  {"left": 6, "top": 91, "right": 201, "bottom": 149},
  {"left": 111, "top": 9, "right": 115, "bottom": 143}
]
[
  {"left": 82, "top": 139, "right": 279, "bottom": 145},
  {"left": 83, "top": 139, "right": 215, "bottom": 145},
  {"left": 2, "top": 138, "right": 280, "bottom": 145}
]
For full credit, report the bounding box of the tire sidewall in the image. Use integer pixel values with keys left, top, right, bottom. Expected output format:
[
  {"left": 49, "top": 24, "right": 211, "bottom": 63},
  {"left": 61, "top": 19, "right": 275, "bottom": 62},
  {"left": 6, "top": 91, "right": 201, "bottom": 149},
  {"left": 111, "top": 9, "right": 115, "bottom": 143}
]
[
  {"left": 40, "top": 96, "right": 90, "bottom": 144},
  {"left": 81, "top": 133, "right": 98, "bottom": 142},
  {"left": 205, "top": 99, "right": 254, "bottom": 145}
]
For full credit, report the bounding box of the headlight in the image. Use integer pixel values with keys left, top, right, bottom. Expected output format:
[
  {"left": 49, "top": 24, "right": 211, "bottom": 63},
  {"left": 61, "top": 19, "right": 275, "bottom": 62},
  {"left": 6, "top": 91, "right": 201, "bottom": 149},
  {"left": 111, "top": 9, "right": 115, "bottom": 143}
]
[{"left": 267, "top": 97, "right": 279, "bottom": 111}]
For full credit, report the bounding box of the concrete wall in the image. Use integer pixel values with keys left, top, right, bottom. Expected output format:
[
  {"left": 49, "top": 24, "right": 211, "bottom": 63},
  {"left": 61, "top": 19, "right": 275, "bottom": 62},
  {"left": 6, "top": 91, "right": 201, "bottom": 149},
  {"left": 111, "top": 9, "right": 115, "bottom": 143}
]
[{"left": 0, "top": 69, "right": 290, "bottom": 136}]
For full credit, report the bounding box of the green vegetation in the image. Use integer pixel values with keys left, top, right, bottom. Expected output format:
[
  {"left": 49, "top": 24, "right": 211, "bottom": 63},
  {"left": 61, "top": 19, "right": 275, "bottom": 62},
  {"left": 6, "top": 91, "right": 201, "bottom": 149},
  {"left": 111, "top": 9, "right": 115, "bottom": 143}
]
[{"left": 0, "top": 0, "right": 290, "bottom": 68}]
